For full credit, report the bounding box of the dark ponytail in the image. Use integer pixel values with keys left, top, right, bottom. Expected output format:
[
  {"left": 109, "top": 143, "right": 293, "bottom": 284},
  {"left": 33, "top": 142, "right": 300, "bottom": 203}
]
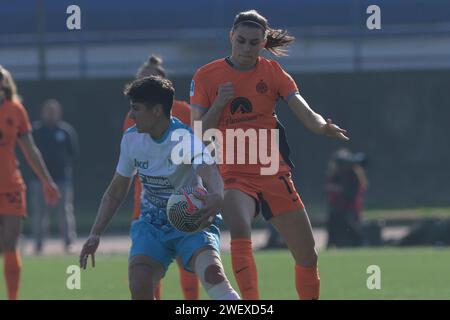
[
  {"left": 136, "top": 54, "right": 167, "bottom": 79},
  {"left": 265, "top": 27, "right": 295, "bottom": 57},
  {"left": 232, "top": 10, "right": 295, "bottom": 57}
]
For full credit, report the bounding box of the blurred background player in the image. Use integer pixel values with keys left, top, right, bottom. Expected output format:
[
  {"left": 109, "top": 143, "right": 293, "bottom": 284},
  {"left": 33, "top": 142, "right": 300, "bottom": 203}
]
[
  {"left": 0, "top": 65, "right": 60, "bottom": 299},
  {"left": 29, "top": 99, "right": 79, "bottom": 254},
  {"left": 80, "top": 76, "right": 239, "bottom": 300},
  {"left": 122, "top": 55, "right": 199, "bottom": 299},
  {"left": 325, "top": 148, "right": 369, "bottom": 248},
  {"left": 191, "top": 10, "right": 349, "bottom": 299}
]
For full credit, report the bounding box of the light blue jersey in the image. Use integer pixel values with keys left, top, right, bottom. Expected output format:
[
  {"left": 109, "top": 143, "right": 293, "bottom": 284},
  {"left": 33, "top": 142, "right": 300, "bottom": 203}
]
[
  {"left": 117, "top": 117, "right": 218, "bottom": 228},
  {"left": 116, "top": 117, "right": 221, "bottom": 271}
]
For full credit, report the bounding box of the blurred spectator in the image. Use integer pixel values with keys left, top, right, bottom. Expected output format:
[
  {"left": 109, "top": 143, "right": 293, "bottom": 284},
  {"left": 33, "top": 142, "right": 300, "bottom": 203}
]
[
  {"left": 30, "top": 99, "right": 79, "bottom": 254},
  {"left": 325, "top": 148, "right": 368, "bottom": 248}
]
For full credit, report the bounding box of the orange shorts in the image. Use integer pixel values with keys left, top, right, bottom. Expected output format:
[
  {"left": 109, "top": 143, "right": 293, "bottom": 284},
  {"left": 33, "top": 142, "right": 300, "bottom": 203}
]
[
  {"left": 0, "top": 191, "right": 27, "bottom": 216},
  {"left": 223, "top": 171, "right": 304, "bottom": 220}
]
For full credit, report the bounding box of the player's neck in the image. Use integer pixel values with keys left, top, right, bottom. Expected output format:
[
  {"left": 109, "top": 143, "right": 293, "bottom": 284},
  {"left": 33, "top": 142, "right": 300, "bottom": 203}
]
[
  {"left": 148, "top": 117, "right": 170, "bottom": 141},
  {"left": 227, "top": 56, "right": 258, "bottom": 71}
]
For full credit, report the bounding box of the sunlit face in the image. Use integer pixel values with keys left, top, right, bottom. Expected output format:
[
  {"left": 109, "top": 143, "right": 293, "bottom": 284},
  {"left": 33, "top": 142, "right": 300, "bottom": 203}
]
[
  {"left": 128, "top": 102, "right": 160, "bottom": 133},
  {"left": 230, "top": 25, "right": 266, "bottom": 68}
]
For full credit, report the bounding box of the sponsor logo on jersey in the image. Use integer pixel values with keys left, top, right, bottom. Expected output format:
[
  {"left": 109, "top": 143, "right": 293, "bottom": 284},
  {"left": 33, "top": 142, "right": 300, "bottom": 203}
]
[
  {"left": 134, "top": 159, "right": 149, "bottom": 170},
  {"left": 256, "top": 80, "right": 268, "bottom": 94},
  {"left": 230, "top": 97, "right": 252, "bottom": 114}
]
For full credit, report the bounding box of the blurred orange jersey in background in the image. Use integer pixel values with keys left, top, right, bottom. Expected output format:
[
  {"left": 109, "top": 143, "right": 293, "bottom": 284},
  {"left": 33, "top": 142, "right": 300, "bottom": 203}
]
[{"left": 0, "top": 100, "right": 32, "bottom": 193}]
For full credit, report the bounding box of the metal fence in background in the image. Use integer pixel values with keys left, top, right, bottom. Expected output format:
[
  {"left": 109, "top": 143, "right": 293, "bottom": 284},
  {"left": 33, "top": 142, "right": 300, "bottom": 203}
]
[{"left": 1, "top": 0, "right": 450, "bottom": 79}]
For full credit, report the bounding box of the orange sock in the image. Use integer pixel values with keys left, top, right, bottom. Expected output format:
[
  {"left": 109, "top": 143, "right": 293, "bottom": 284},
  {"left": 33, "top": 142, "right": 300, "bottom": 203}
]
[
  {"left": 231, "top": 238, "right": 259, "bottom": 300},
  {"left": 295, "top": 264, "right": 320, "bottom": 300},
  {"left": 154, "top": 281, "right": 162, "bottom": 300},
  {"left": 4, "top": 251, "right": 22, "bottom": 300},
  {"left": 177, "top": 260, "right": 199, "bottom": 300}
]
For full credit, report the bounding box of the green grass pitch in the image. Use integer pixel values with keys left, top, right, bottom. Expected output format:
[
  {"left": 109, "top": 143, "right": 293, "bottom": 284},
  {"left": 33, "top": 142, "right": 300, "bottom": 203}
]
[{"left": 1, "top": 248, "right": 449, "bottom": 299}]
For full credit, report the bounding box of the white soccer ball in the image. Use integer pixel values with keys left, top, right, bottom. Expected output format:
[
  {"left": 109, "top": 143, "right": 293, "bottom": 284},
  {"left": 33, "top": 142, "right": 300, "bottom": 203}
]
[{"left": 166, "top": 186, "right": 207, "bottom": 233}]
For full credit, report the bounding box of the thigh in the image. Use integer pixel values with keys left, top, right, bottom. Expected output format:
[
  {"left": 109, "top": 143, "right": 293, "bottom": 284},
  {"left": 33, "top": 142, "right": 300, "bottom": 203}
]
[
  {"left": 129, "top": 219, "right": 174, "bottom": 272},
  {"left": 0, "top": 214, "right": 23, "bottom": 250},
  {"left": 259, "top": 172, "right": 304, "bottom": 219},
  {"left": 270, "top": 208, "right": 317, "bottom": 267},
  {"left": 222, "top": 189, "right": 257, "bottom": 238},
  {"left": 0, "top": 191, "right": 27, "bottom": 217}
]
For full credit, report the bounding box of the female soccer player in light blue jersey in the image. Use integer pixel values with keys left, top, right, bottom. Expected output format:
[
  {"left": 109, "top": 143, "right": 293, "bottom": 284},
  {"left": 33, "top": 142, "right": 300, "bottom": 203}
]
[{"left": 79, "top": 76, "right": 239, "bottom": 300}]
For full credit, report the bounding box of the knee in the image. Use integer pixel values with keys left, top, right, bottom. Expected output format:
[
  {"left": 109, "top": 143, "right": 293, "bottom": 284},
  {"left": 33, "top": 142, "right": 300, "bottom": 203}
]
[
  {"left": 204, "top": 264, "right": 226, "bottom": 286},
  {"left": 129, "top": 277, "right": 154, "bottom": 300}
]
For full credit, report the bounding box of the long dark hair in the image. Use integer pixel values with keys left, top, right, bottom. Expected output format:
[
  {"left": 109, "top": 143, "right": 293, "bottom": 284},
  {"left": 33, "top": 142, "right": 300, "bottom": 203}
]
[{"left": 232, "top": 10, "right": 295, "bottom": 57}]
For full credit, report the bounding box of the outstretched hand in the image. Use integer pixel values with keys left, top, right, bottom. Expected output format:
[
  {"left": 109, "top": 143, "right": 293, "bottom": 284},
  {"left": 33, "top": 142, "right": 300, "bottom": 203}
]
[
  {"left": 43, "top": 181, "right": 61, "bottom": 206},
  {"left": 79, "top": 235, "right": 100, "bottom": 269},
  {"left": 323, "top": 118, "right": 349, "bottom": 141}
]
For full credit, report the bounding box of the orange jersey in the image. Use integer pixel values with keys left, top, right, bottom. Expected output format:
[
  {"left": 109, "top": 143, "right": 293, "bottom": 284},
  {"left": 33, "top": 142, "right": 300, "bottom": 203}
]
[
  {"left": 0, "top": 100, "right": 32, "bottom": 193},
  {"left": 190, "top": 57, "right": 298, "bottom": 176},
  {"left": 122, "top": 99, "right": 191, "bottom": 219},
  {"left": 172, "top": 100, "right": 191, "bottom": 126}
]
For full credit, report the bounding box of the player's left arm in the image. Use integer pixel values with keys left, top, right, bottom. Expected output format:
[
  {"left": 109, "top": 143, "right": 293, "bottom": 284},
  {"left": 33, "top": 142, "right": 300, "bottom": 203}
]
[
  {"left": 18, "top": 132, "right": 60, "bottom": 205},
  {"left": 194, "top": 163, "right": 224, "bottom": 228},
  {"left": 287, "top": 93, "right": 349, "bottom": 141}
]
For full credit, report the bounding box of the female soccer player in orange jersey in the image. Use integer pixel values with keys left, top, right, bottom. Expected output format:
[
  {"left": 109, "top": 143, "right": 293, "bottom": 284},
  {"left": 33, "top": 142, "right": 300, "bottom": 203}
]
[
  {"left": 191, "top": 10, "right": 349, "bottom": 300},
  {"left": 122, "top": 55, "right": 199, "bottom": 300},
  {"left": 0, "top": 65, "right": 60, "bottom": 299}
]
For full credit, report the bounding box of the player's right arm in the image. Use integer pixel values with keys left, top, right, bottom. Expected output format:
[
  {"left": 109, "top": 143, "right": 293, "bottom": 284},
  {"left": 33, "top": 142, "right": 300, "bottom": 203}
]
[
  {"left": 90, "top": 173, "right": 132, "bottom": 236},
  {"left": 80, "top": 133, "right": 135, "bottom": 269},
  {"left": 18, "top": 132, "right": 61, "bottom": 205},
  {"left": 13, "top": 102, "right": 60, "bottom": 205},
  {"left": 190, "top": 71, "right": 234, "bottom": 133},
  {"left": 79, "top": 173, "right": 132, "bottom": 269}
]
